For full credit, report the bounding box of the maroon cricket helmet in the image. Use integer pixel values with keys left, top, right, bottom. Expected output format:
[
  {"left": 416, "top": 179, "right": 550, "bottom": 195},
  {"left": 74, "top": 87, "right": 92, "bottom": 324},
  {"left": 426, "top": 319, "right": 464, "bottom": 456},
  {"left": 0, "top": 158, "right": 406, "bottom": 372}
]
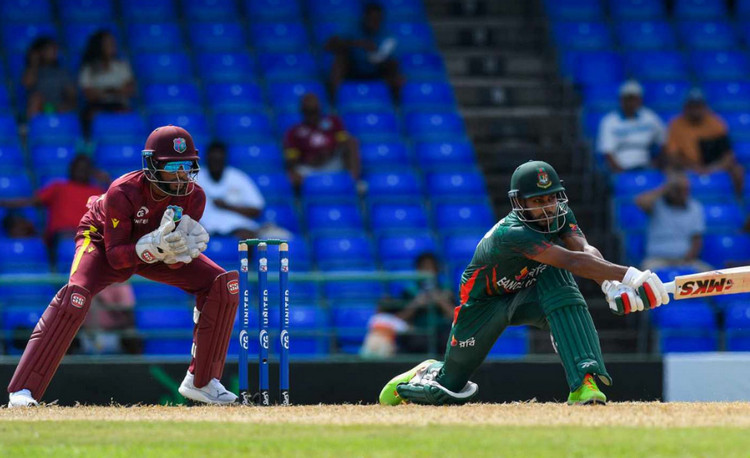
[{"left": 141, "top": 125, "right": 201, "bottom": 196}]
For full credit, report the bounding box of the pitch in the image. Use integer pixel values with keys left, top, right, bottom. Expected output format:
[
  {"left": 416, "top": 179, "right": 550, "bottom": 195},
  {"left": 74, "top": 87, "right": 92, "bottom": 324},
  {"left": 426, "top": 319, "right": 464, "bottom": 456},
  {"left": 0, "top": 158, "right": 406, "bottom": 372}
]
[{"left": 2, "top": 403, "right": 750, "bottom": 456}]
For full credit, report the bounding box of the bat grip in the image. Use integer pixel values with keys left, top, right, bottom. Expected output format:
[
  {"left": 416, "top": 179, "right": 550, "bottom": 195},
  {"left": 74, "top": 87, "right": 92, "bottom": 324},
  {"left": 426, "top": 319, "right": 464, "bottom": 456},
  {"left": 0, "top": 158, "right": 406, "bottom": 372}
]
[{"left": 664, "top": 281, "right": 676, "bottom": 295}]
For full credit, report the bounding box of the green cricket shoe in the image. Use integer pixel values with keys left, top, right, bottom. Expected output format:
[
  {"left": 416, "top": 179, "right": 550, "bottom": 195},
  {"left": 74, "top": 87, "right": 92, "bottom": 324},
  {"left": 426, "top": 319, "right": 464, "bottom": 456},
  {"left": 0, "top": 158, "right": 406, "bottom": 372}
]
[
  {"left": 378, "top": 359, "right": 437, "bottom": 406},
  {"left": 567, "top": 374, "right": 607, "bottom": 406}
]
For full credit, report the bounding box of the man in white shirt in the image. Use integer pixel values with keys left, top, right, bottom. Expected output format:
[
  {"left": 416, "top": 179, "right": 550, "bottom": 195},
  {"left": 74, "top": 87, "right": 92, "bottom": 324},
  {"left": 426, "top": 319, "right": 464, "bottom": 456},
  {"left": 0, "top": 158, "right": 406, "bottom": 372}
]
[
  {"left": 197, "top": 142, "right": 265, "bottom": 240},
  {"left": 597, "top": 80, "right": 666, "bottom": 172}
]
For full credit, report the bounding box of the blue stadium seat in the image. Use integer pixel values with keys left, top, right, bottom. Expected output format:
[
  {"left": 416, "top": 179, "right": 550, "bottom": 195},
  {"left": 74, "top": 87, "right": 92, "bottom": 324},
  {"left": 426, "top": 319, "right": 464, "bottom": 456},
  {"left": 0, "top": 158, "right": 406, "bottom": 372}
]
[
  {"left": 248, "top": 172, "right": 294, "bottom": 203},
  {"left": 544, "top": 0, "right": 603, "bottom": 20},
  {"left": 59, "top": 0, "right": 113, "bottom": 22},
  {"left": 654, "top": 302, "right": 718, "bottom": 353},
  {"left": 311, "top": 22, "right": 357, "bottom": 47},
  {"left": 739, "top": 21, "right": 750, "bottom": 47},
  {"left": 583, "top": 83, "right": 620, "bottom": 111},
  {"left": 613, "top": 170, "right": 665, "bottom": 197},
  {"left": 94, "top": 144, "right": 141, "bottom": 176},
  {"left": 259, "top": 238, "right": 313, "bottom": 272},
  {"left": 54, "top": 238, "right": 76, "bottom": 274},
  {"left": 134, "top": 53, "right": 193, "bottom": 83},
  {"left": 735, "top": 142, "right": 750, "bottom": 167},
  {"left": 688, "top": 171, "right": 734, "bottom": 201},
  {"left": 63, "top": 23, "right": 119, "bottom": 56},
  {"left": 678, "top": 21, "right": 736, "bottom": 50},
  {"left": 442, "top": 233, "right": 483, "bottom": 266},
  {"left": 0, "top": 84, "right": 11, "bottom": 113},
  {"left": 401, "top": 82, "right": 456, "bottom": 112},
  {"left": 487, "top": 326, "right": 529, "bottom": 358},
  {"left": 359, "top": 141, "right": 410, "bottom": 171},
  {"left": 622, "top": 231, "right": 645, "bottom": 266},
  {"left": 323, "top": 275, "right": 383, "bottom": 301},
  {"left": 566, "top": 51, "right": 625, "bottom": 85},
  {"left": 184, "top": 0, "right": 238, "bottom": 21},
  {"left": 614, "top": 201, "right": 649, "bottom": 232},
  {"left": 378, "top": 232, "right": 438, "bottom": 269},
  {"left": 148, "top": 113, "right": 211, "bottom": 146},
  {"left": 274, "top": 112, "right": 301, "bottom": 136},
  {"left": 0, "top": 145, "right": 25, "bottom": 171},
  {"left": 387, "top": 22, "right": 436, "bottom": 54},
  {"left": 131, "top": 282, "right": 191, "bottom": 307},
  {"left": 262, "top": 203, "right": 301, "bottom": 234},
  {"left": 136, "top": 306, "right": 194, "bottom": 330},
  {"left": 433, "top": 203, "right": 494, "bottom": 234},
  {"left": 415, "top": 141, "right": 475, "bottom": 170},
  {"left": 364, "top": 171, "right": 422, "bottom": 201},
  {"left": 306, "top": 203, "right": 364, "bottom": 233},
  {"left": 205, "top": 82, "right": 264, "bottom": 113},
  {"left": 691, "top": 52, "right": 750, "bottom": 81},
  {"left": 0, "top": 284, "right": 55, "bottom": 308},
  {"left": 337, "top": 82, "right": 393, "bottom": 113},
  {"left": 122, "top": 0, "right": 176, "bottom": 22},
  {"left": 725, "top": 304, "right": 750, "bottom": 351},
  {"left": 377, "top": 0, "right": 425, "bottom": 21},
  {"left": 301, "top": 172, "right": 357, "bottom": 201},
  {"left": 31, "top": 145, "right": 75, "bottom": 178},
  {"left": 245, "top": 0, "right": 302, "bottom": 21},
  {"left": 189, "top": 22, "right": 247, "bottom": 52},
  {"left": 369, "top": 203, "right": 429, "bottom": 233},
  {"left": 196, "top": 52, "right": 257, "bottom": 83},
  {"left": 0, "top": 0, "right": 52, "bottom": 23},
  {"left": 226, "top": 143, "right": 283, "bottom": 171},
  {"left": 701, "top": 234, "right": 750, "bottom": 267},
  {"left": 313, "top": 235, "right": 375, "bottom": 270},
  {"left": 405, "top": 112, "right": 465, "bottom": 142},
  {"left": 204, "top": 235, "right": 239, "bottom": 269},
  {"left": 92, "top": 113, "right": 146, "bottom": 145},
  {"left": 266, "top": 306, "right": 329, "bottom": 356},
  {"left": 583, "top": 108, "right": 608, "bottom": 139},
  {"left": 308, "top": 0, "right": 361, "bottom": 21},
  {"left": 258, "top": 52, "right": 317, "bottom": 81},
  {"left": 625, "top": 51, "right": 688, "bottom": 80},
  {"left": 213, "top": 113, "right": 272, "bottom": 143},
  {"left": 28, "top": 114, "right": 81, "bottom": 147},
  {"left": 616, "top": 21, "right": 677, "bottom": 50},
  {"left": 0, "top": 174, "right": 33, "bottom": 198},
  {"left": 251, "top": 22, "right": 308, "bottom": 53},
  {"left": 723, "top": 112, "right": 750, "bottom": 141},
  {"left": 703, "top": 202, "right": 744, "bottom": 231},
  {"left": 127, "top": 23, "right": 183, "bottom": 53},
  {"left": 609, "top": 0, "right": 665, "bottom": 20},
  {"left": 399, "top": 52, "right": 447, "bottom": 81},
  {"left": 143, "top": 337, "right": 193, "bottom": 355},
  {"left": 425, "top": 171, "right": 487, "bottom": 199},
  {"left": 331, "top": 304, "right": 376, "bottom": 353},
  {"left": 1, "top": 306, "right": 43, "bottom": 354},
  {"left": 674, "top": 0, "right": 727, "bottom": 20},
  {"left": 268, "top": 81, "right": 327, "bottom": 113},
  {"left": 552, "top": 22, "right": 612, "bottom": 50},
  {"left": 342, "top": 112, "right": 400, "bottom": 142},
  {"left": 642, "top": 81, "right": 691, "bottom": 112},
  {"left": 2, "top": 23, "right": 57, "bottom": 55},
  {"left": 0, "top": 238, "right": 49, "bottom": 273},
  {"left": 650, "top": 266, "right": 699, "bottom": 284},
  {"left": 144, "top": 83, "right": 202, "bottom": 113},
  {"left": 702, "top": 81, "right": 750, "bottom": 111}
]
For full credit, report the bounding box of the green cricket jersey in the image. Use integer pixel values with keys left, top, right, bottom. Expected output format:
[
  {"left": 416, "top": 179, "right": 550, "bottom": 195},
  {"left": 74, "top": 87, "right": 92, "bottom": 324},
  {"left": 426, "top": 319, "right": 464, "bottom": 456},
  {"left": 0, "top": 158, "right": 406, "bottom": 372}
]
[{"left": 458, "top": 208, "right": 584, "bottom": 304}]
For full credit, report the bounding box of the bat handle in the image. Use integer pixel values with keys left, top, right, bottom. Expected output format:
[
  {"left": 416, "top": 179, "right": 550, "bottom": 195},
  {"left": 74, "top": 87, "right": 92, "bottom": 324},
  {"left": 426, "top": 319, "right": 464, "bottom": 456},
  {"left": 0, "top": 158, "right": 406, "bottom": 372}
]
[{"left": 664, "top": 281, "right": 676, "bottom": 295}]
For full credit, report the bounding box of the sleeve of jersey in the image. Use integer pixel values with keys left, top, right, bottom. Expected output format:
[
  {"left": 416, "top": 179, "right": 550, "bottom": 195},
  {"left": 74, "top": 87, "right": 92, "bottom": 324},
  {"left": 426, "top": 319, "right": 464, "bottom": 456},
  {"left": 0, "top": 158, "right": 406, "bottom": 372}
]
[
  {"left": 334, "top": 117, "right": 350, "bottom": 143},
  {"left": 102, "top": 187, "right": 140, "bottom": 270},
  {"left": 558, "top": 208, "right": 585, "bottom": 239},
  {"left": 503, "top": 226, "right": 553, "bottom": 258},
  {"left": 187, "top": 188, "right": 207, "bottom": 221}
]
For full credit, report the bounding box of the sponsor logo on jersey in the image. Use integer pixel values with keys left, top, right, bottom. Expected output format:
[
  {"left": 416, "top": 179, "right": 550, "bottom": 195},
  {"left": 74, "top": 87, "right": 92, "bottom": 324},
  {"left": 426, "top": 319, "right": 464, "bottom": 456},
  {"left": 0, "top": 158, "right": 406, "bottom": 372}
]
[
  {"left": 227, "top": 279, "right": 239, "bottom": 295},
  {"left": 569, "top": 223, "right": 580, "bottom": 233},
  {"left": 136, "top": 206, "right": 149, "bottom": 218},
  {"left": 87, "top": 245, "right": 95, "bottom": 253},
  {"left": 71, "top": 293, "right": 86, "bottom": 309},
  {"left": 679, "top": 278, "right": 733, "bottom": 296},
  {"left": 111, "top": 218, "right": 119, "bottom": 228},
  {"left": 498, "top": 264, "right": 548, "bottom": 293},
  {"left": 450, "top": 335, "right": 475, "bottom": 348},
  {"left": 515, "top": 267, "right": 529, "bottom": 281},
  {"left": 173, "top": 137, "right": 187, "bottom": 153},
  {"left": 537, "top": 167, "right": 551, "bottom": 189}
]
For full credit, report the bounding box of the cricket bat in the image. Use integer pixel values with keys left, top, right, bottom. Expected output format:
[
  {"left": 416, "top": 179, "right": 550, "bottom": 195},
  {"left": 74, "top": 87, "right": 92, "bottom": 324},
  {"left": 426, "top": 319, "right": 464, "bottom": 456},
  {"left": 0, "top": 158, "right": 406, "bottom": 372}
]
[{"left": 664, "top": 265, "right": 750, "bottom": 300}]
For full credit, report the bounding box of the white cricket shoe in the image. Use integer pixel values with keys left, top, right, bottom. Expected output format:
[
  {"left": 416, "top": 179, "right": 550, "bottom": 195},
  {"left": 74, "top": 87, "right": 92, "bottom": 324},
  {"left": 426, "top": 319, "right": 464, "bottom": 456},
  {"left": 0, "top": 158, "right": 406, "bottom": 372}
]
[
  {"left": 178, "top": 371, "right": 238, "bottom": 405},
  {"left": 8, "top": 389, "right": 39, "bottom": 408}
]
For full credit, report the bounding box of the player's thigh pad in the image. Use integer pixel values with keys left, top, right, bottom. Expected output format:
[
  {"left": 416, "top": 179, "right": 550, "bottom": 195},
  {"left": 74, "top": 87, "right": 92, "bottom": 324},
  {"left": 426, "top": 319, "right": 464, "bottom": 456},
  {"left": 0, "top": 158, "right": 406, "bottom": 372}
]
[
  {"left": 535, "top": 267, "right": 586, "bottom": 315},
  {"left": 8, "top": 284, "right": 91, "bottom": 399},
  {"left": 190, "top": 271, "right": 240, "bottom": 387}
]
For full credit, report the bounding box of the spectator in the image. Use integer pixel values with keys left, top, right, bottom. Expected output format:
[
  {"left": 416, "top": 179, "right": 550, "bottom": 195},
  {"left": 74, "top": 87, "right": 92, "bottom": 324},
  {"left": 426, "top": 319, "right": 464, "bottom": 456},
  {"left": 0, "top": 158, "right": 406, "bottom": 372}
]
[
  {"left": 283, "top": 93, "right": 360, "bottom": 188},
  {"left": 326, "top": 2, "right": 404, "bottom": 100},
  {"left": 361, "top": 252, "right": 454, "bottom": 358},
  {"left": 2, "top": 212, "right": 37, "bottom": 238},
  {"left": 0, "top": 155, "right": 107, "bottom": 258},
  {"left": 596, "top": 80, "right": 665, "bottom": 173},
  {"left": 665, "top": 88, "right": 744, "bottom": 195},
  {"left": 635, "top": 171, "right": 712, "bottom": 272},
  {"left": 21, "top": 37, "right": 77, "bottom": 120},
  {"left": 197, "top": 141, "right": 266, "bottom": 240},
  {"left": 80, "top": 283, "right": 140, "bottom": 355},
  {"left": 78, "top": 30, "right": 136, "bottom": 137}
]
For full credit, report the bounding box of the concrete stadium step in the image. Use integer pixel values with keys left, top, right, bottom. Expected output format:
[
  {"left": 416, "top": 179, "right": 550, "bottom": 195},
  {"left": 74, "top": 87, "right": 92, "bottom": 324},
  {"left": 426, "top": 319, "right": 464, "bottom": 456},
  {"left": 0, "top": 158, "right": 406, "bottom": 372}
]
[
  {"left": 442, "top": 49, "right": 555, "bottom": 79},
  {"left": 431, "top": 19, "right": 547, "bottom": 52},
  {"left": 426, "top": 0, "right": 545, "bottom": 19},
  {"left": 452, "top": 78, "right": 571, "bottom": 109},
  {"left": 462, "top": 109, "right": 578, "bottom": 145}
]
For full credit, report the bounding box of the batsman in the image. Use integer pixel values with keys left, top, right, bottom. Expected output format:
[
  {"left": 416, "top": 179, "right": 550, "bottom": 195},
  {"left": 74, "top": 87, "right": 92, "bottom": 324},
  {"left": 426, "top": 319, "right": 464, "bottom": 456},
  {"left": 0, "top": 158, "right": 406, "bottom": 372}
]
[
  {"left": 8, "top": 126, "right": 240, "bottom": 407},
  {"left": 379, "top": 160, "right": 670, "bottom": 406}
]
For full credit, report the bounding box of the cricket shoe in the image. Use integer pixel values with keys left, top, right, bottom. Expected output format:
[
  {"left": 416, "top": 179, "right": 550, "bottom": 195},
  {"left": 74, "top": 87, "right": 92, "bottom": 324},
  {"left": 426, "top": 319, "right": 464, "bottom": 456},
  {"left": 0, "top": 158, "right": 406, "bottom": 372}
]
[
  {"left": 567, "top": 374, "right": 607, "bottom": 406},
  {"left": 8, "top": 389, "right": 39, "bottom": 408},
  {"left": 378, "top": 359, "right": 437, "bottom": 406},
  {"left": 178, "top": 371, "right": 238, "bottom": 405}
]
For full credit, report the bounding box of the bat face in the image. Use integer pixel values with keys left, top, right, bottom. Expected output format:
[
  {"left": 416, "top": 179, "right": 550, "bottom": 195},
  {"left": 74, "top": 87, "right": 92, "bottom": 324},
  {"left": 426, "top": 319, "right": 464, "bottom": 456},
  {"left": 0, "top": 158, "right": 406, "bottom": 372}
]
[{"left": 672, "top": 266, "right": 750, "bottom": 300}]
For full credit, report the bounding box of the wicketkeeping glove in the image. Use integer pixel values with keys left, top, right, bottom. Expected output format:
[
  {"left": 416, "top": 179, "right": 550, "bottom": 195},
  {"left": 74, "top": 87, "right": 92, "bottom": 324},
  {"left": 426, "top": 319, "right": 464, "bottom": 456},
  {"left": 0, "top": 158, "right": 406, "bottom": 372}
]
[
  {"left": 601, "top": 280, "right": 644, "bottom": 315},
  {"left": 175, "top": 214, "right": 209, "bottom": 259},
  {"left": 135, "top": 208, "right": 191, "bottom": 264},
  {"left": 622, "top": 266, "right": 670, "bottom": 309}
]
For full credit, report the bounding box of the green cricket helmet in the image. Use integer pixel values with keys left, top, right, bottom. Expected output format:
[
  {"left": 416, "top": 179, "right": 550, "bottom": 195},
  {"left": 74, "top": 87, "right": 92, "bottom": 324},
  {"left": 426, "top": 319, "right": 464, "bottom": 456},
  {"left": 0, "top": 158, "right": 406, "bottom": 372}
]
[{"left": 508, "top": 160, "right": 569, "bottom": 233}]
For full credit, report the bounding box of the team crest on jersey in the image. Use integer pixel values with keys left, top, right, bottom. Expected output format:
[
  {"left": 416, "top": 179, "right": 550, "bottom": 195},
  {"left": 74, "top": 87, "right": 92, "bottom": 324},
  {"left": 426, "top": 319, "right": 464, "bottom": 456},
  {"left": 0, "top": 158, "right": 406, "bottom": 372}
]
[
  {"left": 537, "top": 167, "right": 551, "bottom": 189},
  {"left": 71, "top": 293, "right": 86, "bottom": 309},
  {"left": 173, "top": 137, "right": 187, "bottom": 153}
]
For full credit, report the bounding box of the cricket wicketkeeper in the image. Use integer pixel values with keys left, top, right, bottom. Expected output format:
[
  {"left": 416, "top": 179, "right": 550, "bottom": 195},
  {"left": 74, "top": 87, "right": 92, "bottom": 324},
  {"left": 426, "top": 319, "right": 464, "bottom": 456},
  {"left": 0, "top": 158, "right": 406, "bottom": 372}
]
[
  {"left": 380, "top": 160, "right": 671, "bottom": 406},
  {"left": 8, "top": 126, "right": 240, "bottom": 407}
]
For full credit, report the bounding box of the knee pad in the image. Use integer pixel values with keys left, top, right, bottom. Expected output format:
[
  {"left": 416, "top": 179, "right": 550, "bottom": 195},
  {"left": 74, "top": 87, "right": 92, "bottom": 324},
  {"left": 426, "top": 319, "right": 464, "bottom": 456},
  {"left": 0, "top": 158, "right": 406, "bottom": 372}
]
[
  {"left": 536, "top": 267, "right": 586, "bottom": 314},
  {"left": 189, "top": 271, "right": 240, "bottom": 388},
  {"left": 7, "top": 284, "right": 91, "bottom": 400}
]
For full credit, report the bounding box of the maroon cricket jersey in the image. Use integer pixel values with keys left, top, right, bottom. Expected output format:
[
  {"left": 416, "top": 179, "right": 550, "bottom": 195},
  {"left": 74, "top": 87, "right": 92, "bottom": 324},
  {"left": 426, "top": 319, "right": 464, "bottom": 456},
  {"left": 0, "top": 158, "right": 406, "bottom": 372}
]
[
  {"left": 283, "top": 115, "right": 349, "bottom": 166},
  {"left": 78, "top": 171, "right": 206, "bottom": 270}
]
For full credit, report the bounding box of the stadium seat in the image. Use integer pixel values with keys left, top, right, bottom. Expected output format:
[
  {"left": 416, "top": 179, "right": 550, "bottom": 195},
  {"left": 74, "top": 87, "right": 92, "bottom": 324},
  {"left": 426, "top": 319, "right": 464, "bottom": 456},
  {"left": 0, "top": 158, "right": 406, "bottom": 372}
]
[
  {"left": 702, "top": 202, "right": 744, "bottom": 231},
  {"left": 213, "top": 113, "right": 273, "bottom": 143},
  {"left": 674, "top": 0, "right": 727, "bottom": 20},
  {"left": 0, "top": 0, "right": 52, "bottom": 23},
  {"left": 0, "top": 238, "right": 49, "bottom": 273},
  {"left": 401, "top": 82, "right": 457, "bottom": 112},
  {"left": 365, "top": 171, "right": 422, "bottom": 201},
  {"left": 342, "top": 112, "right": 400, "bottom": 142},
  {"left": 378, "top": 232, "right": 438, "bottom": 269},
  {"left": 0, "top": 115, "right": 20, "bottom": 146},
  {"left": 654, "top": 302, "right": 718, "bottom": 353},
  {"left": 267, "top": 81, "right": 327, "bottom": 113},
  {"left": 53, "top": 238, "right": 76, "bottom": 274},
  {"left": 122, "top": 0, "right": 176, "bottom": 22},
  {"left": 245, "top": 0, "right": 303, "bottom": 21},
  {"left": 308, "top": 0, "right": 361, "bottom": 21},
  {"left": 148, "top": 113, "right": 210, "bottom": 146},
  {"left": 301, "top": 172, "right": 358, "bottom": 201},
  {"left": 625, "top": 51, "right": 688, "bottom": 80},
  {"left": 702, "top": 81, "right": 750, "bottom": 111},
  {"left": 725, "top": 304, "right": 750, "bottom": 351},
  {"left": 613, "top": 170, "right": 665, "bottom": 197},
  {"left": 398, "top": 52, "right": 447, "bottom": 81},
  {"left": 369, "top": 203, "right": 429, "bottom": 233},
  {"left": 404, "top": 112, "right": 466, "bottom": 142},
  {"left": 92, "top": 113, "right": 147, "bottom": 145},
  {"left": 322, "top": 275, "right": 383, "bottom": 301},
  {"left": 134, "top": 53, "right": 193, "bottom": 83},
  {"left": 650, "top": 266, "right": 699, "bottom": 284},
  {"left": 387, "top": 22, "right": 436, "bottom": 54},
  {"left": 0, "top": 85, "right": 11, "bottom": 114},
  {"left": 487, "top": 326, "right": 529, "bottom": 358},
  {"left": 701, "top": 234, "right": 750, "bottom": 267},
  {"left": 359, "top": 141, "right": 410, "bottom": 171},
  {"left": 0, "top": 283, "right": 55, "bottom": 309},
  {"left": 1, "top": 306, "right": 44, "bottom": 354},
  {"left": 275, "top": 306, "right": 329, "bottom": 356},
  {"left": 63, "top": 23, "right": 119, "bottom": 56},
  {"left": 722, "top": 112, "right": 750, "bottom": 141},
  {"left": 568, "top": 51, "right": 625, "bottom": 85},
  {"left": 614, "top": 201, "right": 649, "bottom": 233},
  {"left": 642, "top": 81, "right": 691, "bottom": 112},
  {"left": 251, "top": 22, "right": 308, "bottom": 53},
  {"left": 248, "top": 172, "right": 295, "bottom": 203},
  {"left": 609, "top": 0, "right": 665, "bottom": 20},
  {"left": 258, "top": 52, "right": 317, "bottom": 81},
  {"left": 615, "top": 21, "right": 677, "bottom": 50},
  {"left": 691, "top": 52, "right": 750, "bottom": 81},
  {"left": 31, "top": 145, "right": 75, "bottom": 179},
  {"left": 425, "top": 171, "right": 487, "bottom": 199},
  {"left": 623, "top": 232, "right": 645, "bottom": 266},
  {"left": 582, "top": 83, "right": 620, "bottom": 112},
  {"left": 196, "top": 52, "right": 257, "bottom": 83},
  {"left": 313, "top": 235, "right": 375, "bottom": 270},
  {"left": 136, "top": 306, "right": 194, "bottom": 330},
  {"left": 1, "top": 23, "right": 57, "bottom": 55},
  {"left": 258, "top": 238, "right": 313, "bottom": 272},
  {"left": 262, "top": 203, "right": 301, "bottom": 234},
  {"left": 544, "top": 0, "right": 603, "bottom": 20},
  {"left": 305, "top": 203, "right": 364, "bottom": 234},
  {"left": 552, "top": 21, "right": 612, "bottom": 50},
  {"left": 59, "top": 0, "right": 113, "bottom": 22},
  {"left": 144, "top": 83, "right": 202, "bottom": 113},
  {"left": 414, "top": 141, "right": 475, "bottom": 170},
  {"left": 274, "top": 112, "right": 301, "bottom": 136},
  {"left": 184, "top": 0, "right": 238, "bottom": 21},
  {"left": 203, "top": 235, "right": 240, "bottom": 269},
  {"left": 205, "top": 83, "right": 264, "bottom": 113},
  {"left": 0, "top": 174, "right": 33, "bottom": 199},
  {"left": 189, "top": 22, "right": 247, "bottom": 52},
  {"left": 337, "top": 82, "right": 393, "bottom": 113},
  {"left": 0, "top": 145, "right": 25, "bottom": 172},
  {"left": 227, "top": 143, "right": 283, "bottom": 171},
  {"left": 678, "top": 21, "right": 736, "bottom": 50},
  {"left": 127, "top": 23, "right": 184, "bottom": 53},
  {"left": 331, "top": 304, "right": 376, "bottom": 353},
  {"left": 95, "top": 144, "right": 141, "bottom": 176},
  {"left": 433, "top": 203, "right": 494, "bottom": 234},
  {"left": 131, "top": 282, "right": 191, "bottom": 307},
  {"left": 688, "top": 171, "right": 734, "bottom": 201},
  {"left": 311, "top": 21, "right": 357, "bottom": 47},
  {"left": 442, "top": 233, "right": 483, "bottom": 266},
  {"left": 28, "top": 114, "right": 81, "bottom": 147}
]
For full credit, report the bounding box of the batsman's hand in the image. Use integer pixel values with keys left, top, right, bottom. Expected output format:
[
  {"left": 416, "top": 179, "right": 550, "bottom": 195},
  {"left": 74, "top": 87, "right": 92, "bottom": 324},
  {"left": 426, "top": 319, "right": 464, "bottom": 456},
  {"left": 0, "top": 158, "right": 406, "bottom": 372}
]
[
  {"left": 175, "top": 215, "right": 209, "bottom": 259},
  {"left": 602, "top": 280, "right": 644, "bottom": 315},
  {"left": 136, "top": 208, "right": 191, "bottom": 264},
  {"left": 622, "top": 266, "right": 670, "bottom": 309}
]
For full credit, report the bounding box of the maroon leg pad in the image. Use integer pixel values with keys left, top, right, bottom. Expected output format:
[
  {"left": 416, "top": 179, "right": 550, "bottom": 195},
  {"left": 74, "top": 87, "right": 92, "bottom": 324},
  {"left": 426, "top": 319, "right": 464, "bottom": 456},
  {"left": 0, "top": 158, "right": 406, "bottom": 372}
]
[
  {"left": 7, "top": 284, "right": 91, "bottom": 400},
  {"left": 189, "top": 271, "right": 240, "bottom": 387}
]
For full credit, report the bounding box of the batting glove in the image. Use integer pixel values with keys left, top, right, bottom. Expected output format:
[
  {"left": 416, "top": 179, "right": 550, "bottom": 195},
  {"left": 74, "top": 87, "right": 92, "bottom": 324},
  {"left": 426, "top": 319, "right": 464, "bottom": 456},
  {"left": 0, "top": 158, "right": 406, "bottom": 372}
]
[
  {"left": 622, "top": 266, "right": 670, "bottom": 309},
  {"left": 602, "top": 280, "right": 644, "bottom": 315}
]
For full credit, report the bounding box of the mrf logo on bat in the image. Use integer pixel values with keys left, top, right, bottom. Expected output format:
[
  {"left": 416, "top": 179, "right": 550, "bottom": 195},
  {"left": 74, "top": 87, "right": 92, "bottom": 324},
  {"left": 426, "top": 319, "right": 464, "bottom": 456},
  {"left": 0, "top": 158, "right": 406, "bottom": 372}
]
[{"left": 679, "top": 277, "right": 734, "bottom": 297}]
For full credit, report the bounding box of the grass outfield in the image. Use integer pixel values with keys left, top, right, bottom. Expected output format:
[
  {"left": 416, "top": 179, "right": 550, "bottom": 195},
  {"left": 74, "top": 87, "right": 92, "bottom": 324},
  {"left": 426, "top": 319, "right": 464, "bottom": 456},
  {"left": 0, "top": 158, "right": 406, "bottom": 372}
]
[{"left": 2, "top": 403, "right": 750, "bottom": 457}]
